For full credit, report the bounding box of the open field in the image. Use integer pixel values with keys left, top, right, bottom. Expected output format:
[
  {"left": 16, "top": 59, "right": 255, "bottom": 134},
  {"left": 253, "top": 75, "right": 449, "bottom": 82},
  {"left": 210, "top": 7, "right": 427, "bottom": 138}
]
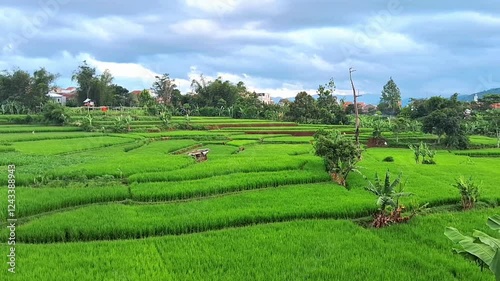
[{"left": 0, "top": 119, "right": 499, "bottom": 280}]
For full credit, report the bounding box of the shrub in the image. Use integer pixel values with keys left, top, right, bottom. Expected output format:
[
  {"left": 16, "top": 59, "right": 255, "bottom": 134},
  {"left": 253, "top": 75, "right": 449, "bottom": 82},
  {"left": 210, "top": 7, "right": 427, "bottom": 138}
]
[
  {"left": 313, "top": 129, "right": 362, "bottom": 188},
  {"left": 453, "top": 176, "right": 480, "bottom": 210},
  {"left": 444, "top": 133, "right": 470, "bottom": 150},
  {"left": 42, "top": 102, "right": 69, "bottom": 125},
  {"left": 409, "top": 142, "right": 437, "bottom": 164},
  {"left": 112, "top": 115, "right": 132, "bottom": 133},
  {"left": 382, "top": 156, "right": 394, "bottom": 162}
]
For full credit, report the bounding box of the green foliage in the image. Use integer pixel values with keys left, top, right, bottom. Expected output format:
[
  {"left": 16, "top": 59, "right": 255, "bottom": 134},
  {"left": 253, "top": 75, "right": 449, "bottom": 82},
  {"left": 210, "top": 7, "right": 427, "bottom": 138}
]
[
  {"left": 483, "top": 109, "right": 500, "bottom": 148},
  {"left": 287, "top": 92, "right": 319, "bottom": 124},
  {"left": 365, "top": 171, "right": 416, "bottom": 228},
  {"left": 313, "top": 129, "right": 361, "bottom": 187},
  {"left": 371, "top": 118, "right": 389, "bottom": 139},
  {"left": 378, "top": 77, "right": 402, "bottom": 116},
  {"left": 42, "top": 101, "right": 69, "bottom": 125},
  {"left": 365, "top": 171, "right": 408, "bottom": 212},
  {"left": 423, "top": 108, "right": 469, "bottom": 149},
  {"left": 409, "top": 142, "right": 436, "bottom": 164},
  {"left": 112, "top": 115, "right": 132, "bottom": 133},
  {"left": 190, "top": 75, "right": 244, "bottom": 108},
  {"left": 445, "top": 215, "right": 500, "bottom": 280},
  {"left": 390, "top": 117, "right": 409, "bottom": 143},
  {"left": 72, "top": 61, "right": 114, "bottom": 106},
  {"left": 453, "top": 176, "right": 480, "bottom": 210},
  {"left": 152, "top": 73, "right": 177, "bottom": 106},
  {"left": 382, "top": 156, "right": 394, "bottom": 162},
  {"left": 0, "top": 68, "right": 57, "bottom": 112}
]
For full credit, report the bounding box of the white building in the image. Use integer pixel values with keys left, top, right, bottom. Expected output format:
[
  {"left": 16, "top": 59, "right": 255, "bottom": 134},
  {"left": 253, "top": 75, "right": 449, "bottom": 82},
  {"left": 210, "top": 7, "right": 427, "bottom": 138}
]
[
  {"left": 47, "top": 91, "right": 66, "bottom": 106},
  {"left": 257, "top": 93, "right": 274, "bottom": 105}
]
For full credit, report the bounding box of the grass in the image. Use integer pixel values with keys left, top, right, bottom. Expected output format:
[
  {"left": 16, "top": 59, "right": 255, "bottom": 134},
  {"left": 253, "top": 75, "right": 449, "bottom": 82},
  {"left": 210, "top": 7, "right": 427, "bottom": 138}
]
[
  {"left": 0, "top": 132, "right": 106, "bottom": 144},
  {"left": 0, "top": 210, "right": 497, "bottom": 280},
  {"left": 0, "top": 125, "right": 82, "bottom": 133},
  {"left": 11, "top": 136, "right": 135, "bottom": 155},
  {"left": 0, "top": 120, "right": 499, "bottom": 280},
  {"left": 131, "top": 169, "right": 331, "bottom": 201},
  {"left": 0, "top": 186, "right": 129, "bottom": 220},
  {"left": 7, "top": 184, "right": 376, "bottom": 243},
  {"left": 128, "top": 156, "right": 312, "bottom": 183}
]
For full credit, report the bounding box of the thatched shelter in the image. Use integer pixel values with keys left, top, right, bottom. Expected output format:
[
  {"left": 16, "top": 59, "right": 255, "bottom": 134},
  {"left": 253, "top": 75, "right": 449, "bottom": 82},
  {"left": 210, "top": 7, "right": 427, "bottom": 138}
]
[{"left": 188, "top": 149, "right": 210, "bottom": 162}]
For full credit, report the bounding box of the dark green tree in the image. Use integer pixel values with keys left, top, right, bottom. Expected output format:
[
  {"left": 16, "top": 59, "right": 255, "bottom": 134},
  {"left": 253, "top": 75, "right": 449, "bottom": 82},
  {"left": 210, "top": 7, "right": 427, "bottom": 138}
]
[
  {"left": 378, "top": 77, "right": 402, "bottom": 116},
  {"left": 287, "top": 91, "right": 319, "bottom": 123}
]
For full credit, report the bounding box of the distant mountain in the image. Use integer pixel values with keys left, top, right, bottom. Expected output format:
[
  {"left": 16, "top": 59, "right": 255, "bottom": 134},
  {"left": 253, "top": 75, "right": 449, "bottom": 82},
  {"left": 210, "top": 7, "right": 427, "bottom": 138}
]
[{"left": 458, "top": 88, "right": 500, "bottom": 102}]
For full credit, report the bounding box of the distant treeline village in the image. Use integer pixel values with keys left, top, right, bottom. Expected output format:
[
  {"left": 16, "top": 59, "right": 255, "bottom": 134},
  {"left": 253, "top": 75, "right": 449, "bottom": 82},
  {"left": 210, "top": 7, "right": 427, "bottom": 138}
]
[{"left": 0, "top": 62, "right": 499, "bottom": 150}]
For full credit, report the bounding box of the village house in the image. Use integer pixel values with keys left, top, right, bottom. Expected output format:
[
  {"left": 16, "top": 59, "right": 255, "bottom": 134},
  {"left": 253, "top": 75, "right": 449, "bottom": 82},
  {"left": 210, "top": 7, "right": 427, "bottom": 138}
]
[
  {"left": 46, "top": 91, "right": 66, "bottom": 105},
  {"left": 257, "top": 93, "right": 274, "bottom": 105}
]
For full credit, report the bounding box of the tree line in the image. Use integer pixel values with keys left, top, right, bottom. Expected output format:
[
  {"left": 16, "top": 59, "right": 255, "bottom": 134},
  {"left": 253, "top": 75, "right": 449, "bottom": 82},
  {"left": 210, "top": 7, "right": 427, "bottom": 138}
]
[{"left": 0, "top": 62, "right": 499, "bottom": 149}]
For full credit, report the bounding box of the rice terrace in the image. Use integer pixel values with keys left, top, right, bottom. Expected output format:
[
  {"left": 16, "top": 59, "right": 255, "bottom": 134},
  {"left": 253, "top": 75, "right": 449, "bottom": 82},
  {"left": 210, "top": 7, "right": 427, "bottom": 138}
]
[{"left": 0, "top": 104, "right": 499, "bottom": 280}]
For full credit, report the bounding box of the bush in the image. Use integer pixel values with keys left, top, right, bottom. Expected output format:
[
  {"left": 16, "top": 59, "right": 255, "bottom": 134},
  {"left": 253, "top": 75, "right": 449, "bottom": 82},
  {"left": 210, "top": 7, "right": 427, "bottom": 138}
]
[
  {"left": 42, "top": 102, "right": 69, "bottom": 125},
  {"left": 444, "top": 133, "right": 470, "bottom": 150},
  {"left": 313, "top": 129, "right": 362, "bottom": 188},
  {"left": 409, "top": 142, "right": 436, "bottom": 164},
  {"left": 382, "top": 156, "right": 394, "bottom": 162}
]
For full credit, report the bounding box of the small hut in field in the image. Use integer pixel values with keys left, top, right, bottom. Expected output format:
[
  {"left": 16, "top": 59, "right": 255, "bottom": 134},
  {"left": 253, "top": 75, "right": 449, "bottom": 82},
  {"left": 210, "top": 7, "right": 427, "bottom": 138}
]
[{"left": 188, "top": 149, "right": 210, "bottom": 162}]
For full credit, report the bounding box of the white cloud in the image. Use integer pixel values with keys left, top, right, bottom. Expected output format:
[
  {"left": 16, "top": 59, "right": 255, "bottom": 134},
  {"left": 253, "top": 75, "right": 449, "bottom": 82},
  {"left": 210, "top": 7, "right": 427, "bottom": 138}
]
[
  {"left": 183, "top": 0, "right": 277, "bottom": 16},
  {"left": 169, "top": 19, "right": 219, "bottom": 36}
]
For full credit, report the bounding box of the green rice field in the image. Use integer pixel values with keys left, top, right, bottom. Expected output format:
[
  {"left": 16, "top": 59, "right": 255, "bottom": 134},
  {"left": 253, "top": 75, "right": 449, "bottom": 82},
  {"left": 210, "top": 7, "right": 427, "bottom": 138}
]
[{"left": 0, "top": 118, "right": 499, "bottom": 280}]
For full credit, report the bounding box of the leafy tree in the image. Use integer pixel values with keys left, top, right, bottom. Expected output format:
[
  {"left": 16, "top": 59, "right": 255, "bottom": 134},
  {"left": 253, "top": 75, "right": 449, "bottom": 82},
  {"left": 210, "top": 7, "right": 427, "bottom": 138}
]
[
  {"left": 313, "top": 130, "right": 361, "bottom": 188},
  {"left": 72, "top": 61, "right": 97, "bottom": 104},
  {"left": 109, "top": 84, "right": 130, "bottom": 106},
  {"left": 234, "top": 92, "right": 262, "bottom": 119},
  {"left": 29, "top": 68, "right": 58, "bottom": 110},
  {"left": 287, "top": 92, "right": 319, "bottom": 123},
  {"left": 409, "top": 96, "right": 456, "bottom": 119},
  {"left": 72, "top": 61, "right": 115, "bottom": 106},
  {"left": 445, "top": 215, "right": 500, "bottom": 280},
  {"left": 138, "top": 90, "right": 155, "bottom": 107},
  {"left": 0, "top": 68, "right": 58, "bottom": 112},
  {"left": 316, "top": 78, "right": 345, "bottom": 124},
  {"left": 423, "top": 108, "right": 467, "bottom": 147},
  {"left": 478, "top": 94, "right": 500, "bottom": 111},
  {"left": 152, "top": 74, "right": 177, "bottom": 106},
  {"left": 378, "top": 77, "right": 402, "bottom": 116},
  {"left": 97, "top": 70, "right": 114, "bottom": 105},
  {"left": 484, "top": 110, "right": 500, "bottom": 148},
  {"left": 190, "top": 75, "right": 243, "bottom": 108}
]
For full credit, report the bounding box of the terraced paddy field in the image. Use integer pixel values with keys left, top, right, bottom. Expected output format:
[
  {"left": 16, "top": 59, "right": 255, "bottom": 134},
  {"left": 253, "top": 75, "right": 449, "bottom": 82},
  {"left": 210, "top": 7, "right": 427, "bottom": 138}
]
[{"left": 0, "top": 120, "right": 499, "bottom": 280}]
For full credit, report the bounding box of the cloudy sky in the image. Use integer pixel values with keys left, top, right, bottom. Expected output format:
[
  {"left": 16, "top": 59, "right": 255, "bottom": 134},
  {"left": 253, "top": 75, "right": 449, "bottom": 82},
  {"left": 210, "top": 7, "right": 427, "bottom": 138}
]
[{"left": 1, "top": 0, "right": 499, "bottom": 102}]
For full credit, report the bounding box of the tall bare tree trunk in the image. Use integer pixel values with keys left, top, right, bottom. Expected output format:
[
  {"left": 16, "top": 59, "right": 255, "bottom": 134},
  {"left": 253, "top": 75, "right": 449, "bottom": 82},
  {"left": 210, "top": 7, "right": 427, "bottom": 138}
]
[{"left": 350, "top": 68, "right": 361, "bottom": 148}]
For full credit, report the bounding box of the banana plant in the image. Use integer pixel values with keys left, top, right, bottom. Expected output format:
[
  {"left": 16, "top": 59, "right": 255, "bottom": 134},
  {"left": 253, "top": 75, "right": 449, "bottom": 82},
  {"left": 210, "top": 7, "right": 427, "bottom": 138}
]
[
  {"left": 365, "top": 171, "right": 413, "bottom": 212},
  {"left": 445, "top": 215, "right": 500, "bottom": 280}
]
